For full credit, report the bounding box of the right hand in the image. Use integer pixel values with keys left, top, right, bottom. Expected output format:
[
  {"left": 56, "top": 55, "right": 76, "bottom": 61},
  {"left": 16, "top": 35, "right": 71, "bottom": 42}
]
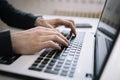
[{"left": 11, "top": 27, "right": 69, "bottom": 55}]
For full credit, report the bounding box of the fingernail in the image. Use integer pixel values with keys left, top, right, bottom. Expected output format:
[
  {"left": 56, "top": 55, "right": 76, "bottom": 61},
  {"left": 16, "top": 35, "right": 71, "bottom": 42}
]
[
  {"left": 64, "top": 43, "right": 67, "bottom": 47},
  {"left": 75, "top": 32, "right": 77, "bottom": 36},
  {"left": 67, "top": 40, "right": 69, "bottom": 43},
  {"left": 66, "top": 42, "right": 69, "bottom": 47},
  {"left": 68, "top": 40, "right": 70, "bottom": 45},
  {"left": 58, "top": 47, "right": 61, "bottom": 51}
]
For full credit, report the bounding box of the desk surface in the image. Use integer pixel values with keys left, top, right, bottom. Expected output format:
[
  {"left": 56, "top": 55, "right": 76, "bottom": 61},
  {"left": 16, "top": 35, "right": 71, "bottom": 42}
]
[{"left": 0, "top": 15, "right": 99, "bottom": 80}]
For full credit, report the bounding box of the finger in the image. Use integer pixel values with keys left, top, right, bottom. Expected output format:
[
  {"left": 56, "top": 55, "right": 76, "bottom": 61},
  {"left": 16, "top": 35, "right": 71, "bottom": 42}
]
[
  {"left": 55, "top": 31, "right": 69, "bottom": 43},
  {"left": 34, "top": 27, "right": 57, "bottom": 35},
  {"left": 35, "top": 26, "right": 55, "bottom": 31},
  {"left": 56, "top": 19, "right": 77, "bottom": 35},
  {"left": 39, "top": 35, "right": 68, "bottom": 46},
  {"left": 35, "top": 28, "right": 69, "bottom": 43},
  {"left": 44, "top": 22, "right": 54, "bottom": 29},
  {"left": 41, "top": 41, "right": 61, "bottom": 50},
  {"left": 36, "top": 18, "right": 54, "bottom": 29},
  {"left": 45, "top": 31, "right": 69, "bottom": 43},
  {"left": 67, "top": 20, "right": 75, "bottom": 25},
  {"left": 64, "top": 20, "right": 77, "bottom": 35}
]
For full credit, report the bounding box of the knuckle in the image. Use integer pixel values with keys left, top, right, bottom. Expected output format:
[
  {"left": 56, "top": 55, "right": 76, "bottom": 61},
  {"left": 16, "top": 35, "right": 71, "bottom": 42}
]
[
  {"left": 40, "top": 19, "right": 46, "bottom": 23},
  {"left": 48, "top": 40, "right": 54, "bottom": 45},
  {"left": 54, "top": 35, "right": 58, "bottom": 39},
  {"left": 70, "top": 20, "right": 74, "bottom": 23},
  {"left": 35, "top": 27, "right": 43, "bottom": 31},
  {"left": 55, "top": 18, "right": 61, "bottom": 22},
  {"left": 35, "top": 27, "right": 41, "bottom": 30},
  {"left": 35, "top": 30, "right": 43, "bottom": 35},
  {"left": 35, "top": 30, "right": 40, "bottom": 34},
  {"left": 51, "top": 28, "right": 56, "bottom": 31},
  {"left": 69, "top": 21, "right": 73, "bottom": 25},
  {"left": 55, "top": 32, "right": 61, "bottom": 36}
]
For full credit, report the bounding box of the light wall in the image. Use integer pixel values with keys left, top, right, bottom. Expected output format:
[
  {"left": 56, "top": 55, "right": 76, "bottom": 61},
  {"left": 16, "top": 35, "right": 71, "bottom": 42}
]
[{"left": 7, "top": 0, "right": 105, "bottom": 18}]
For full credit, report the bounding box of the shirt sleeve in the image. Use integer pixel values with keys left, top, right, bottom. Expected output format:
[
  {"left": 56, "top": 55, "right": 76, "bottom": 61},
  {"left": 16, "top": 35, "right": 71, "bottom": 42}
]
[
  {"left": 0, "top": 0, "right": 38, "bottom": 29},
  {"left": 0, "top": 30, "right": 13, "bottom": 56}
]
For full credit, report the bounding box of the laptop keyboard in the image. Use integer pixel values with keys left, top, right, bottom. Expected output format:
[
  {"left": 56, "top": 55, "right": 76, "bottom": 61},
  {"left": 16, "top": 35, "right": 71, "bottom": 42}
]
[{"left": 29, "top": 31, "right": 85, "bottom": 78}]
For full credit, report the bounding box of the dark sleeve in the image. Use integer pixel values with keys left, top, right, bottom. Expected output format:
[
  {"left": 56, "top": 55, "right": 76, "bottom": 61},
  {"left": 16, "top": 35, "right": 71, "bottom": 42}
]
[
  {"left": 0, "top": 30, "right": 13, "bottom": 56},
  {"left": 0, "top": 0, "right": 38, "bottom": 29}
]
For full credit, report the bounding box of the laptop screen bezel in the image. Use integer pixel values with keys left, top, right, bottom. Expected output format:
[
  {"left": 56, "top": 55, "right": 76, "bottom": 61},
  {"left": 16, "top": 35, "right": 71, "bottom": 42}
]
[{"left": 94, "top": 0, "right": 120, "bottom": 79}]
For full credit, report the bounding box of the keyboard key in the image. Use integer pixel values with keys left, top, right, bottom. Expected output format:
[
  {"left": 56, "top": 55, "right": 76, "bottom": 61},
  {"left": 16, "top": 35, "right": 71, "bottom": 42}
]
[
  {"left": 51, "top": 59, "right": 57, "bottom": 63},
  {"left": 73, "top": 60, "right": 78, "bottom": 63},
  {"left": 66, "top": 60, "right": 72, "bottom": 63},
  {"left": 36, "top": 68, "right": 43, "bottom": 71},
  {"left": 71, "top": 47, "right": 77, "bottom": 50},
  {"left": 62, "top": 52, "right": 68, "bottom": 55},
  {"left": 49, "top": 62, "right": 55, "bottom": 66},
  {"left": 33, "top": 57, "right": 43, "bottom": 65},
  {"left": 69, "top": 53, "right": 74, "bottom": 56},
  {"left": 71, "top": 67, "right": 76, "bottom": 72},
  {"left": 59, "top": 56, "right": 66, "bottom": 61},
  {"left": 70, "top": 69, "right": 75, "bottom": 74},
  {"left": 29, "top": 67, "right": 42, "bottom": 71},
  {"left": 45, "top": 69, "right": 58, "bottom": 75},
  {"left": 56, "top": 64, "right": 62, "bottom": 68},
  {"left": 76, "top": 51, "right": 80, "bottom": 54},
  {"left": 69, "top": 72, "right": 74, "bottom": 77},
  {"left": 46, "top": 65, "right": 53, "bottom": 70},
  {"left": 32, "top": 63, "right": 38, "bottom": 67},
  {"left": 65, "top": 62, "right": 71, "bottom": 66},
  {"left": 77, "top": 47, "right": 81, "bottom": 50},
  {"left": 70, "top": 48, "right": 76, "bottom": 51},
  {"left": 37, "top": 57, "right": 43, "bottom": 61},
  {"left": 58, "top": 61, "right": 64, "bottom": 65},
  {"left": 39, "top": 64, "right": 46, "bottom": 68},
  {"left": 66, "top": 55, "right": 73, "bottom": 61},
  {"left": 61, "top": 54, "right": 67, "bottom": 57},
  {"left": 46, "top": 50, "right": 56, "bottom": 58},
  {"left": 72, "top": 63, "right": 77, "bottom": 68},
  {"left": 40, "top": 48, "right": 52, "bottom": 57},
  {"left": 29, "top": 66, "right": 36, "bottom": 70},
  {"left": 40, "top": 52, "right": 48, "bottom": 57},
  {"left": 74, "top": 56, "right": 79, "bottom": 60},
  {"left": 63, "top": 66, "right": 70, "bottom": 70},
  {"left": 46, "top": 54, "right": 53, "bottom": 58},
  {"left": 42, "top": 60, "right": 48, "bottom": 64},
  {"left": 54, "top": 67, "right": 61, "bottom": 71},
  {"left": 35, "top": 60, "right": 41, "bottom": 63},
  {"left": 44, "top": 58, "right": 50, "bottom": 62},
  {"left": 53, "top": 52, "right": 61, "bottom": 59},
  {"left": 60, "top": 70, "right": 68, "bottom": 76}
]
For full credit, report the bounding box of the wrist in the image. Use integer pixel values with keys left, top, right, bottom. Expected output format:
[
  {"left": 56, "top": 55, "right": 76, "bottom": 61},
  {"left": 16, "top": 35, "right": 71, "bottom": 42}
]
[{"left": 34, "top": 16, "right": 43, "bottom": 27}]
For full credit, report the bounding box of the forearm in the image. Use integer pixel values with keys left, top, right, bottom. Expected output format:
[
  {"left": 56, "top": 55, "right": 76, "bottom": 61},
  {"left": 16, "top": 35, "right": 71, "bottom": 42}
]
[{"left": 0, "top": 0, "right": 38, "bottom": 29}]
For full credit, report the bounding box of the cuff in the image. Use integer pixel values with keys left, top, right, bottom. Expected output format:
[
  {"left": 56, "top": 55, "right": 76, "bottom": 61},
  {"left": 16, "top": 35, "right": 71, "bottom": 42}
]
[{"left": 0, "top": 30, "right": 13, "bottom": 56}]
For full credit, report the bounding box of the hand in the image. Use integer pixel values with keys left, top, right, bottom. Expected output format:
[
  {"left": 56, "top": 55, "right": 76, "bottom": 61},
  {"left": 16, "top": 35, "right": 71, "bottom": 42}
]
[
  {"left": 35, "top": 18, "right": 77, "bottom": 35},
  {"left": 11, "top": 27, "right": 69, "bottom": 55}
]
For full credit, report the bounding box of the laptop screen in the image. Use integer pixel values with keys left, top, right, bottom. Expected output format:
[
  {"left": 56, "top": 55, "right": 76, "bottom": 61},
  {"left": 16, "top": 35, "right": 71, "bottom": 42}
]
[{"left": 95, "top": 0, "right": 120, "bottom": 79}]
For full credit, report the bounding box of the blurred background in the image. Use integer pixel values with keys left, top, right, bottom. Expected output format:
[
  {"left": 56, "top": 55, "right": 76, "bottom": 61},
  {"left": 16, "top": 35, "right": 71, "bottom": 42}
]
[{"left": 0, "top": 0, "right": 105, "bottom": 30}]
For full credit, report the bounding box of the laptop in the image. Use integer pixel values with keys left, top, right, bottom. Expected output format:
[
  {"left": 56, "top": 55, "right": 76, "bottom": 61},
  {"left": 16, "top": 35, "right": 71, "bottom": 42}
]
[{"left": 0, "top": 0, "right": 120, "bottom": 80}]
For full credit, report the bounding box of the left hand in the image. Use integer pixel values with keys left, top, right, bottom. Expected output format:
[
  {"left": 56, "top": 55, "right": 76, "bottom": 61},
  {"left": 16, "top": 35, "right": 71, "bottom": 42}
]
[{"left": 35, "top": 18, "right": 76, "bottom": 35}]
